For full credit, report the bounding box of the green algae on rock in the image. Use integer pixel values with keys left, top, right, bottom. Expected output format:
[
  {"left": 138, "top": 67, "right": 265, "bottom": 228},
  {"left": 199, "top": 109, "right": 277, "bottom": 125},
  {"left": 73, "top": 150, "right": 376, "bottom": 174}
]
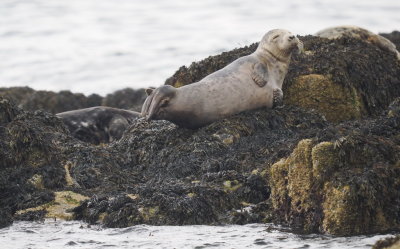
[{"left": 284, "top": 74, "right": 365, "bottom": 122}]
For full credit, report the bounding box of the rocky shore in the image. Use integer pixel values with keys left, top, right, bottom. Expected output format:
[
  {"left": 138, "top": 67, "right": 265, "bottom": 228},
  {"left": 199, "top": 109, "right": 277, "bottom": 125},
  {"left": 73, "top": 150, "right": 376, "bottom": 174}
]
[
  {"left": 0, "top": 31, "right": 399, "bottom": 240},
  {"left": 0, "top": 87, "right": 147, "bottom": 113}
]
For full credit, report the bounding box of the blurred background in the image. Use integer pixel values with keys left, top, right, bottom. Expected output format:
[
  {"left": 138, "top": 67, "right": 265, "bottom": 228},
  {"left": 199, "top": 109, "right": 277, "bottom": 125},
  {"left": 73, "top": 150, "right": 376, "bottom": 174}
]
[{"left": 0, "top": 0, "right": 399, "bottom": 95}]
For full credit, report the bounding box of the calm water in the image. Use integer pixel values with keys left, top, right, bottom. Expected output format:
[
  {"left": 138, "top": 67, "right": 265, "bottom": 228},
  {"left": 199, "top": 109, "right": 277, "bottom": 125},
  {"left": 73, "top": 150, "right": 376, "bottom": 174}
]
[
  {"left": 0, "top": 0, "right": 399, "bottom": 95},
  {"left": 0, "top": 220, "right": 393, "bottom": 249}
]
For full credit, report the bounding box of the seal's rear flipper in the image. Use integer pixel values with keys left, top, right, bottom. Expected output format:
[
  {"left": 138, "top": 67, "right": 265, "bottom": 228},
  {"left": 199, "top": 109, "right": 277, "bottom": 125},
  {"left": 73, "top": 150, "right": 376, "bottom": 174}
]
[{"left": 251, "top": 63, "right": 268, "bottom": 87}]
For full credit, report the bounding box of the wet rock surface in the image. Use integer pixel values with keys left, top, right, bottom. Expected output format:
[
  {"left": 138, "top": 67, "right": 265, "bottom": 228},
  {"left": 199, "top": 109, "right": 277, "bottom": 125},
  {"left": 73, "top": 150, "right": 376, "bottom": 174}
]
[
  {"left": 372, "top": 235, "right": 400, "bottom": 249},
  {"left": 0, "top": 95, "right": 326, "bottom": 229},
  {"left": 102, "top": 88, "right": 148, "bottom": 112},
  {"left": 0, "top": 33, "right": 400, "bottom": 237},
  {"left": 0, "top": 87, "right": 103, "bottom": 113},
  {"left": 381, "top": 31, "right": 400, "bottom": 50},
  {"left": 270, "top": 110, "right": 400, "bottom": 235}
]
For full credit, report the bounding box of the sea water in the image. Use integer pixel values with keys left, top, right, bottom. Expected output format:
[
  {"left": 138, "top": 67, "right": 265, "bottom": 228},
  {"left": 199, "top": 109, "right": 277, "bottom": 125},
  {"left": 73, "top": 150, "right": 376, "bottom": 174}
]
[
  {"left": 0, "top": 0, "right": 399, "bottom": 95},
  {"left": 0, "top": 220, "right": 393, "bottom": 249}
]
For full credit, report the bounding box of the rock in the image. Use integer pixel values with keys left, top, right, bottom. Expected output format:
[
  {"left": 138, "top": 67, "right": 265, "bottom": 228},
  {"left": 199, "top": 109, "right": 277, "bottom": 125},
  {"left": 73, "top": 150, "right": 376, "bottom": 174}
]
[
  {"left": 0, "top": 87, "right": 35, "bottom": 107},
  {"left": 102, "top": 88, "right": 147, "bottom": 112},
  {"left": 0, "top": 97, "right": 74, "bottom": 227},
  {"left": 70, "top": 105, "right": 325, "bottom": 227},
  {"left": 284, "top": 74, "right": 365, "bottom": 122},
  {"left": 0, "top": 93, "right": 326, "bottom": 228},
  {"left": 372, "top": 235, "right": 400, "bottom": 249},
  {"left": 0, "top": 87, "right": 102, "bottom": 113},
  {"left": 0, "top": 87, "right": 147, "bottom": 114},
  {"left": 165, "top": 35, "right": 400, "bottom": 123},
  {"left": 270, "top": 99, "right": 400, "bottom": 235},
  {"left": 0, "top": 97, "right": 22, "bottom": 125},
  {"left": 315, "top": 26, "right": 400, "bottom": 60},
  {"left": 0, "top": 87, "right": 147, "bottom": 144},
  {"left": 380, "top": 31, "right": 400, "bottom": 52},
  {"left": 16, "top": 191, "right": 88, "bottom": 220}
]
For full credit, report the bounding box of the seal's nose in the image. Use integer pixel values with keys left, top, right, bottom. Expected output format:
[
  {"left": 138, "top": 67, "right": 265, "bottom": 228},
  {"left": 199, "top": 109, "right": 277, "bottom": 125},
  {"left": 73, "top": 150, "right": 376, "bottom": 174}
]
[{"left": 288, "top": 35, "right": 295, "bottom": 40}]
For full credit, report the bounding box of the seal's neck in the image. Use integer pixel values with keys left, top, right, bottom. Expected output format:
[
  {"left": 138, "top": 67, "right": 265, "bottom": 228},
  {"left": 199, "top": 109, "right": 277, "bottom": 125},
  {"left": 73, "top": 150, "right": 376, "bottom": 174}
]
[{"left": 257, "top": 47, "right": 291, "bottom": 64}]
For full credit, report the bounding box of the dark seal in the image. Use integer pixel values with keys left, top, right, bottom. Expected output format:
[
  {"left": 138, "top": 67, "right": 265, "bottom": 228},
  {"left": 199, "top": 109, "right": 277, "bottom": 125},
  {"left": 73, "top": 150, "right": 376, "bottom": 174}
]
[{"left": 57, "top": 106, "right": 140, "bottom": 144}]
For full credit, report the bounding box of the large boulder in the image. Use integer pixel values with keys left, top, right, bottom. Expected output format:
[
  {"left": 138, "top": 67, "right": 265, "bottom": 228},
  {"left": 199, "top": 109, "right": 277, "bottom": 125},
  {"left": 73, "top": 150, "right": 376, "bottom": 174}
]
[
  {"left": 102, "top": 87, "right": 147, "bottom": 112},
  {"left": 381, "top": 31, "right": 400, "bottom": 51},
  {"left": 0, "top": 97, "right": 71, "bottom": 227},
  {"left": 0, "top": 94, "right": 326, "bottom": 228},
  {"left": 0, "top": 87, "right": 147, "bottom": 114},
  {"left": 71, "top": 104, "right": 326, "bottom": 227},
  {"left": 0, "top": 87, "right": 102, "bottom": 113},
  {"left": 270, "top": 98, "right": 400, "bottom": 235},
  {"left": 166, "top": 35, "right": 400, "bottom": 123},
  {"left": 373, "top": 235, "right": 400, "bottom": 249}
]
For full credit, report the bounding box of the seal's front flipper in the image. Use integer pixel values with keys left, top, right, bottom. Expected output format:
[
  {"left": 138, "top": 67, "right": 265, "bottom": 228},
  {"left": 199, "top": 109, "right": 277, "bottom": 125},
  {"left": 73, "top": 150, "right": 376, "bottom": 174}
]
[
  {"left": 273, "top": 88, "right": 283, "bottom": 108},
  {"left": 252, "top": 63, "right": 268, "bottom": 87}
]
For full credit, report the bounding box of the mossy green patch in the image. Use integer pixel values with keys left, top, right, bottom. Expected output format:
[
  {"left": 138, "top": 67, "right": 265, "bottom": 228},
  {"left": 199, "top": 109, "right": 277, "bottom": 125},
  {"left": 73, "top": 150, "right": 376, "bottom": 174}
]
[
  {"left": 311, "top": 142, "right": 338, "bottom": 181},
  {"left": 138, "top": 206, "right": 160, "bottom": 222},
  {"left": 223, "top": 180, "right": 242, "bottom": 192},
  {"left": 270, "top": 136, "right": 400, "bottom": 235},
  {"left": 284, "top": 74, "right": 365, "bottom": 122},
  {"left": 28, "top": 174, "right": 44, "bottom": 189},
  {"left": 16, "top": 191, "right": 88, "bottom": 220},
  {"left": 270, "top": 159, "right": 289, "bottom": 211}
]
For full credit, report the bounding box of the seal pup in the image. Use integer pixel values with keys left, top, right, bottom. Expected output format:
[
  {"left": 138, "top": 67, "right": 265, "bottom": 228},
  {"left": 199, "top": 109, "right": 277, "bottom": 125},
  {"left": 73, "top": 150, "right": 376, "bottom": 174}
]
[
  {"left": 57, "top": 106, "right": 140, "bottom": 144},
  {"left": 141, "top": 29, "right": 303, "bottom": 129},
  {"left": 315, "top": 25, "right": 400, "bottom": 60}
]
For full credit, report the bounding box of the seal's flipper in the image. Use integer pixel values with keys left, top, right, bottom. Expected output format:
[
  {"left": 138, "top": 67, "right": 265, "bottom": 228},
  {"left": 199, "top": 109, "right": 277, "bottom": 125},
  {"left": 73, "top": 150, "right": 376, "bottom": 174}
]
[
  {"left": 272, "top": 88, "right": 283, "bottom": 108},
  {"left": 109, "top": 114, "right": 129, "bottom": 142},
  {"left": 251, "top": 63, "right": 268, "bottom": 87},
  {"left": 145, "top": 87, "right": 155, "bottom": 96}
]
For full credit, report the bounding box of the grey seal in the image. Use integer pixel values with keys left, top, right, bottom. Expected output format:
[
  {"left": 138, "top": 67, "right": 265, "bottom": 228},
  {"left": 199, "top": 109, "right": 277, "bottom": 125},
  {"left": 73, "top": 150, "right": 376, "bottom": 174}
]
[
  {"left": 141, "top": 29, "right": 303, "bottom": 129},
  {"left": 315, "top": 25, "right": 400, "bottom": 60},
  {"left": 57, "top": 106, "right": 140, "bottom": 144}
]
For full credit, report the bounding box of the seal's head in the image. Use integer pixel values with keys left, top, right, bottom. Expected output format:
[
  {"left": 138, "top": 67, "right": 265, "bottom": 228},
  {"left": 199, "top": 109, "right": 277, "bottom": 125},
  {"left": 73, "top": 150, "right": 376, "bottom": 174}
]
[
  {"left": 256, "top": 29, "right": 303, "bottom": 62},
  {"left": 141, "top": 85, "right": 177, "bottom": 121}
]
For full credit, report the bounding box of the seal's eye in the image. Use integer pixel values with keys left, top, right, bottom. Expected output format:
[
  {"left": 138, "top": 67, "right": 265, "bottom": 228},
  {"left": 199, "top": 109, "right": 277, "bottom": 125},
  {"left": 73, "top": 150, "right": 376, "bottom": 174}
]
[
  {"left": 160, "top": 98, "right": 169, "bottom": 107},
  {"left": 272, "top": 34, "right": 279, "bottom": 40}
]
